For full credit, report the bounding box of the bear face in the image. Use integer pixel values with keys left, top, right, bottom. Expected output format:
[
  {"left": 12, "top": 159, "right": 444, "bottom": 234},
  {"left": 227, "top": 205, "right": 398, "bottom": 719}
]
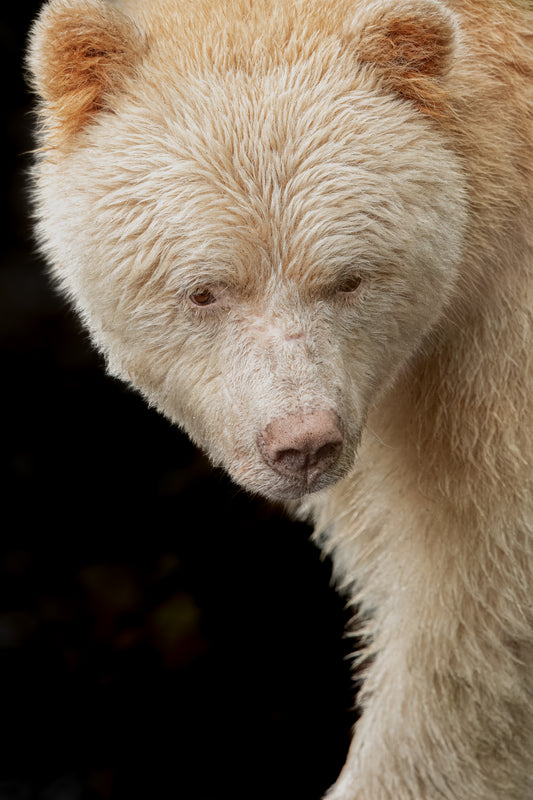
[{"left": 28, "top": 0, "right": 466, "bottom": 501}]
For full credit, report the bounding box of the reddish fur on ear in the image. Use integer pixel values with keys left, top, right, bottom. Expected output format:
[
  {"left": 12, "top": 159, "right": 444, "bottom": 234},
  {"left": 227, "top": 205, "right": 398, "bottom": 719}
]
[
  {"left": 27, "top": 0, "right": 145, "bottom": 143},
  {"left": 349, "top": 0, "right": 457, "bottom": 118}
]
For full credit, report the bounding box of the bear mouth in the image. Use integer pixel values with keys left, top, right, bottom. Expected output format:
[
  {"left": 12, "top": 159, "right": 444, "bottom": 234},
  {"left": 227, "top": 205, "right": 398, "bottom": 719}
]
[
  {"left": 234, "top": 458, "right": 353, "bottom": 502},
  {"left": 264, "top": 470, "right": 345, "bottom": 500}
]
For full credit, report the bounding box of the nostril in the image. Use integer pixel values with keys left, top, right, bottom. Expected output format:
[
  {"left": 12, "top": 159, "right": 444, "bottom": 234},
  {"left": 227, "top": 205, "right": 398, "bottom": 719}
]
[
  {"left": 274, "top": 447, "right": 308, "bottom": 473},
  {"left": 257, "top": 410, "right": 343, "bottom": 486},
  {"left": 313, "top": 440, "right": 342, "bottom": 466}
]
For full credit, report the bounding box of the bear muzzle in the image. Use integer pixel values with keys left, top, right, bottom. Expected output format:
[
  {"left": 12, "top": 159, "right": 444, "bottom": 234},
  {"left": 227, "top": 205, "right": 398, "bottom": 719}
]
[{"left": 257, "top": 410, "right": 343, "bottom": 494}]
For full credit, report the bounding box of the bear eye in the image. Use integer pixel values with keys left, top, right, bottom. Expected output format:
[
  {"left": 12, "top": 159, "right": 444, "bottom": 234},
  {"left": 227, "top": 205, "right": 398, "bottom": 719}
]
[
  {"left": 189, "top": 287, "right": 217, "bottom": 307},
  {"left": 337, "top": 276, "right": 362, "bottom": 295}
]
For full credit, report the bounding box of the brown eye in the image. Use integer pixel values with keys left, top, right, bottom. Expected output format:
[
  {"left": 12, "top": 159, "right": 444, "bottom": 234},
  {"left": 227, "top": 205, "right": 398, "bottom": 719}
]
[
  {"left": 190, "top": 287, "right": 216, "bottom": 307},
  {"left": 337, "top": 276, "right": 362, "bottom": 294}
]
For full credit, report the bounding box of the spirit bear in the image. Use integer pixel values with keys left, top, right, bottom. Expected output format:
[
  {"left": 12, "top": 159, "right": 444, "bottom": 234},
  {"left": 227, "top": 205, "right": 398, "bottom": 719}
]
[{"left": 27, "top": 0, "right": 533, "bottom": 797}]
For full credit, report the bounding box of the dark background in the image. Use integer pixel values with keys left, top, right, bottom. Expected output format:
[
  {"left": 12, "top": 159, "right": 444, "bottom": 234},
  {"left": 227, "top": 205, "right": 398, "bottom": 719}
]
[{"left": 2, "top": 4, "right": 354, "bottom": 798}]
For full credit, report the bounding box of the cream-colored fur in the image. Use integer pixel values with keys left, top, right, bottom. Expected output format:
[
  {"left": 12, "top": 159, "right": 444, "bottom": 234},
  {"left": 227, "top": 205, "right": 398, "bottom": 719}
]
[{"left": 26, "top": 1, "right": 533, "bottom": 797}]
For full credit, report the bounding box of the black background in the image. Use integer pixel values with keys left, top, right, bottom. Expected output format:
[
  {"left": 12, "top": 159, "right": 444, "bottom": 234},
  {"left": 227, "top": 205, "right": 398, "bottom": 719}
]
[{"left": 2, "top": 4, "right": 354, "bottom": 798}]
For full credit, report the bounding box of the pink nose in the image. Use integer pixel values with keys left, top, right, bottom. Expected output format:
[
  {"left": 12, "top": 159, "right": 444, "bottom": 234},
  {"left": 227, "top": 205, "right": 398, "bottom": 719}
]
[{"left": 257, "top": 410, "right": 343, "bottom": 487}]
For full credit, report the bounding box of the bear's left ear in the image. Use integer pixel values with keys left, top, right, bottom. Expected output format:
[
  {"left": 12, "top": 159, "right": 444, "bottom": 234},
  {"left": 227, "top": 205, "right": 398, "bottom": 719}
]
[
  {"left": 347, "top": 0, "right": 458, "bottom": 118},
  {"left": 26, "top": 0, "right": 146, "bottom": 145}
]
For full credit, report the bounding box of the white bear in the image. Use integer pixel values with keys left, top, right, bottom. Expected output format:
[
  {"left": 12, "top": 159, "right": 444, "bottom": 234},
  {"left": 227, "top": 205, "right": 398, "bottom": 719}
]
[{"left": 27, "top": 0, "right": 533, "bottom": 797}]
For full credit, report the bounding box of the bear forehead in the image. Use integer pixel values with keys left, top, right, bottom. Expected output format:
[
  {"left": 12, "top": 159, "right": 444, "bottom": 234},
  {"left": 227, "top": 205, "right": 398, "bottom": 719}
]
[
  {"left": 58, "top": 64, "right": 458, "bottom": 302},
  {"left": 78, "top": 60, "right": 446, "bottom": 281},
  {"left": 79, "top": 120, "right": 432, "bottom": 293}
]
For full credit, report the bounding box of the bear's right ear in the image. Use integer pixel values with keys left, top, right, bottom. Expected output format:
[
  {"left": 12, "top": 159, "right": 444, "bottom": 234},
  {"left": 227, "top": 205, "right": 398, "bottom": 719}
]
[{"left": 26, "top": 0, "right": 146, "bottom": 145}]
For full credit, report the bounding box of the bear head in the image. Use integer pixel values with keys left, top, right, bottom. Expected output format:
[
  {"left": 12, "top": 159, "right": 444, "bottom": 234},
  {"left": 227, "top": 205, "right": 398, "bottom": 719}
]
[{"left": 27, "top": 0, "right": 467, "bottom": 500}]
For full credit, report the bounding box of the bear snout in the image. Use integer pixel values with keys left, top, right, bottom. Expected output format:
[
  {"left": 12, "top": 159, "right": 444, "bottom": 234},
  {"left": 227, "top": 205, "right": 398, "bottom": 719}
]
[{"left": 257, "top": 410, "right": 343, "bottom": 491}]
